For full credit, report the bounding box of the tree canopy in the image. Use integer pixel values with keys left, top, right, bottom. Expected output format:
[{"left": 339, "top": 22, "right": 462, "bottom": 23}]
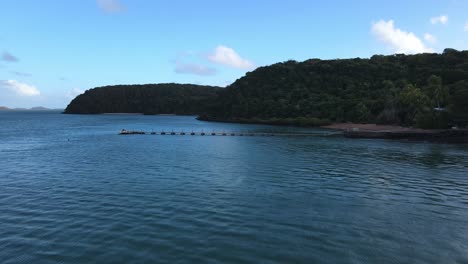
[
  {"left": 64, "top": 83, "right": 221, "bottom": 115},
  {"left": 65, "top": 49, "right": 468, "bottom": 128},
  {"left": 202, "top": 49, "right": 468, "bottom": 128}
]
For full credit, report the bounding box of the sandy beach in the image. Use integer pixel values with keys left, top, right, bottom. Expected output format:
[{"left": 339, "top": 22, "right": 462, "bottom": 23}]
[{"left": 322, "top": 123, "right": 431, "bottom": 133}]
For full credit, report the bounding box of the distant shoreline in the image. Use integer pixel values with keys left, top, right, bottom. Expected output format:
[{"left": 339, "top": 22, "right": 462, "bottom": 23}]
[
  {"left": 99, "top": 113, "right": 182, "bottom": 116},
  {"left": 322, "top": 123, "right": 429, "bottom": 132},
  {"left": 0, "top": 109, "right": 63, "bottom": 112},
  {"left": 50, "top": 111, "right": 468, "bottom": 143},
  {"left": 196, "top": 116, "right": 331, "bottom": 127},
  {"left": 102, "top": 113, "right": 144, "bottom": 115},
  {"left": 198, "top": 117, "right": 468, "bottom": 143},
  {"left": 323, "top": 123, "right": 468, "bottom": 143}
]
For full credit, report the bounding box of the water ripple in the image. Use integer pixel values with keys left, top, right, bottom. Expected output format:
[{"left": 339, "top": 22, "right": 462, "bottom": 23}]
[{"left": 1, "top": 112, "right": 467, "bottom": 264}]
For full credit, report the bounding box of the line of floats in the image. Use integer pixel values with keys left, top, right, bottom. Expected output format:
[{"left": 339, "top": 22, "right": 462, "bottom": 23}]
[{"left": 119, "top": 129, "right": 342, "bottom": 137}]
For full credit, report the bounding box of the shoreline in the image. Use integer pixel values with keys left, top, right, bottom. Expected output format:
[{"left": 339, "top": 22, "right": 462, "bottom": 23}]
[
  {"left": 62, "top": 113, "right": 468, "bottom": 143},
  {"left": 322, "top": 123, "right": 468, "bottom": 143},
  {"left": 321, "top": 123, "right": 430, "bottom": 133},
  {"left": 196, "top": 116, "right": 330, "bottom": 127},
  {"left": 198, "top": 117, "right": 468, "bottom": 143}
]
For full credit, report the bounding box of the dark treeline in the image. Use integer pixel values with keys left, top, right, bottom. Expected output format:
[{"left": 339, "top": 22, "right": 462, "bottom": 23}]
[
  {"left": 202, "top": 48, "right": 468, "bottom": 128},
  {"left": 64, "top": 84, "right": 221, "bottom": 115},
  {"left": 66, "top": 49, "right": 468, "bottom": 128}
]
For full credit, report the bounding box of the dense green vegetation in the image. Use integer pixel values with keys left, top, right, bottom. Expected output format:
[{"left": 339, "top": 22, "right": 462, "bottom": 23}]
[
  {"left": 202, "top": 48, "right": 468, "bottom": 128},
  {"left": 64, "top": 84, "right": 221, "bottom": 115},
  {"left": 66, "top": 49, "right": 468, "bottom": 128}
]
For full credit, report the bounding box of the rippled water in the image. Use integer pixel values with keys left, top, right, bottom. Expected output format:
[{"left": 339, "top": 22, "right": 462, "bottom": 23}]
[{"left": 1, "top": 111, "right": 467, "bottom": 264}]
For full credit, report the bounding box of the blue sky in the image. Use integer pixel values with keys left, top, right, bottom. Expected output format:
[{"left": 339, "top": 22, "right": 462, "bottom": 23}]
[{"left": 1, "top": 0, "right": 468, "bottom": 108}]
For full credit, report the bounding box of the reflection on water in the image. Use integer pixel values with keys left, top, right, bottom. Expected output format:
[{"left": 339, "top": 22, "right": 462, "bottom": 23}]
[{"left": 0, "top": 111, "right": 467, "bottom": 264}]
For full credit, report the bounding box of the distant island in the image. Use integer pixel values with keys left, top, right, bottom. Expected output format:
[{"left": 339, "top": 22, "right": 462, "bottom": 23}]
[
  {"left": 65, "top": 49, "right": 468, "bottom": 130},
  {"left": 0, "top": 106, "right": 60, "bottom": 111},
  {"left": 64, "top": 84, "right": 221, "bottom": 115}
]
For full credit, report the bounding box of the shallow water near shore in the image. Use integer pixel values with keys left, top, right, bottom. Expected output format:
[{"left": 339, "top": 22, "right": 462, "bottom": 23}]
[{"left": 1, "top": 111, "right": 468, "bottom": 264}]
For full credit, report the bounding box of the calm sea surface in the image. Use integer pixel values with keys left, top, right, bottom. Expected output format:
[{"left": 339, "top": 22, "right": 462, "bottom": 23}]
[{"left": 1, "top": 111, "right": 467, "bottom": 264}]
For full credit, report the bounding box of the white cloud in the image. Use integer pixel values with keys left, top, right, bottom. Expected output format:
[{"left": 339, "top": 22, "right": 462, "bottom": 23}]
[
  {"left": 371, "top": 20, "right": 433, "bottom": 54},
  {"left": 464, "top": 21, "right": 468, "bottom": 32},
  {"left": 0, "top": 80, "right": 40, "bottom": 96},
  {"left": 97, "top": 0, "right": 126, "bottom": 13},
  {"left": 431, "top": 15, "right": 448, "bottom": 25},
  {"left": 424, "top": 33, "right": 437, "bottom": 44},
  {"left": 208, "top": 45, "right": 255, "bottom": 69},
  {"left": 174, "top": 62, "right": 217, "bottom": 76}
]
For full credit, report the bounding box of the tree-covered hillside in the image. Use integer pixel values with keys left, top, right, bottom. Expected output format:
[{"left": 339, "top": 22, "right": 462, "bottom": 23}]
[
  {"left": 65, "top": 50, "right": 468, "bottom": 128},
  {"left": 202, "top": 48, "right": 468, "bottom": 128},
  {"left": 64, "top": 84, "right": 221, "bottom": 115}
]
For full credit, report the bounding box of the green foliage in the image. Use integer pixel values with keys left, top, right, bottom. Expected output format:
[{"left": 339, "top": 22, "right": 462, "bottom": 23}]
[
  {"left": 204, "top": 50, "right": 468, "bottom": 128},
  {"left": 354, "top": 102, "right": 370, "bottom": 123},
  {"left": 425, "top": 75, "right": 449, "bottom": 108},
  {"left": 65, "top": 50, "right": 468, "bottom": 129},
  {"left": 398, "top": 84, "right": 430, "bottom": 125},
  {"left": 449, "top": 81, "right": 468, "bottom": 127},
  {"left": 64, "top": 84, "right": 221, "bottom": 115},
  {"left": 415, "top": 110, "right": 450, "bottom": 129}
]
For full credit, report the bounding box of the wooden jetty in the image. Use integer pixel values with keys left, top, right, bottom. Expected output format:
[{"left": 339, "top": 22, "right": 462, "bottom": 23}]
[
  {"left": 119, "top": 129, "right": 342, "bottom": 137},
  {"left": 118, "top": 128, "right": 468, "bottom": 143}
]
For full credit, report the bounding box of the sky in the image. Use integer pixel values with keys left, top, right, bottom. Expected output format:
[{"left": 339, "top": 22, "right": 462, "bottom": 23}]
[{"left": 1, "top": 0, "right": 468, "bottom": 108}]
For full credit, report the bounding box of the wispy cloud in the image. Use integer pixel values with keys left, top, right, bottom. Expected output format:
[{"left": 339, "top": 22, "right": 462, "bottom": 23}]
[
  {"left": 208, "top": 45, "right": 255, "bottom": 69},
  {"left": 0, "top": 80, "right": 40, "bottom": 96},
  {"left": 372, "top": 20, "right": 433, "bottom": 54},
  {"left": 430, "top": 15, "right": 448, "bottom": 25},
  {"left": 1, "top": 52, "right": 19, "bottom": 62},
  {"left": 174, "top": 62, "right": 217, "bottom": 76},
  {"left": 97, "top": 0, "right": 126, "bottom": 13},
  {"left": 424, "top": 33, "right": 437, "bottom": 44},
  {"left": 464, "top": 21, "right": 468, "bottom": 32},
  {"left": 11, "top": 71, "right": 32, "bottom": 77}
]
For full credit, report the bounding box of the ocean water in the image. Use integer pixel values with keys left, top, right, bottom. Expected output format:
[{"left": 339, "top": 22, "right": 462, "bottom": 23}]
[{"left": 0, "top": 111, "right": 467, "bottom": 264}]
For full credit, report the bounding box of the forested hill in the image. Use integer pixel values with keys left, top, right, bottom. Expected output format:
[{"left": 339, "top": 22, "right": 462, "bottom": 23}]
[
  {"left": 65, "top": 49, "right": 468, "bottom": 128},
  {"left": 64, "top": 84, "right": 221, "bottom": 115},
  {"left": 202, "top": 48, "right": 468, "bottom": 128}
]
